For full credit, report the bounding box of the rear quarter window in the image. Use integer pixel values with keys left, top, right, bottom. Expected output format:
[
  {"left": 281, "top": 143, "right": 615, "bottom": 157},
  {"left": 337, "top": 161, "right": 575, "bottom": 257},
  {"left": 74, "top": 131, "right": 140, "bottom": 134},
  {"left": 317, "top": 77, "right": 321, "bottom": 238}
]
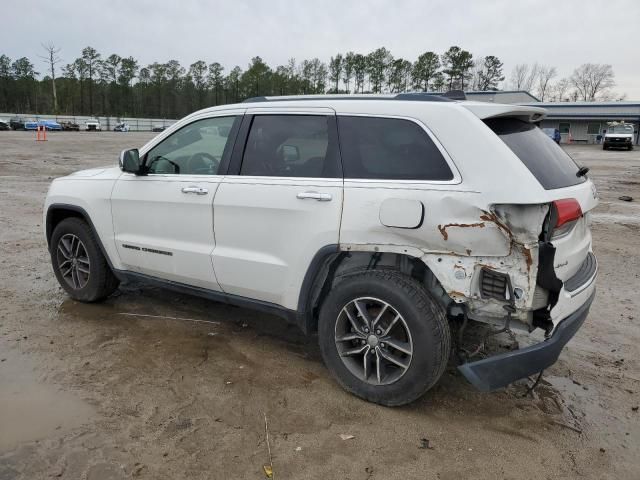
[
  {"left": 337, "top": 116, "right": 454, "bottom": 181},
  {"left": 485, "top": 118, "right": 586, "bottom": 190}
]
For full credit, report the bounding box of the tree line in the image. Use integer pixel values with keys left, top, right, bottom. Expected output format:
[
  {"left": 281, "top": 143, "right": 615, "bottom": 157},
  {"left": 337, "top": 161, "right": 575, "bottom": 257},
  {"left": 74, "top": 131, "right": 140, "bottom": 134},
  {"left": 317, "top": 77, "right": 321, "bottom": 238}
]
[
  {"left": 0, "top": 44, "right": 620, "bottom": 119},
  {"left": 508, "top": 62, "right": 620, "bottom": 102}
]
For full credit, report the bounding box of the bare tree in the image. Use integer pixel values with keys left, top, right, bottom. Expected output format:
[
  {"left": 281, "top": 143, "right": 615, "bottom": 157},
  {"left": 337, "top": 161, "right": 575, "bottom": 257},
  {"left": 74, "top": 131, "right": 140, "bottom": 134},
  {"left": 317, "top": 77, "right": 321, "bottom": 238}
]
[
  {"left": 510, "top": 63, "right": 539, "bottom": 92},
  {"left": 535, "top": 65, "right": 557, "bottom": 101},
  {"left": 523, "top": 63, "right": 539, "bottom": 92},
  {"left": 510, "top": 64, "right": 528, "bottom": 89},
  {"left": 39, "top": 43, "right": 61, "bottom": 112},
  {"left": 570, "top": 63, "right": 615, "bottom": 101},
  {"left": 551, "top": 77, "right": 571, "bottom": 101}
]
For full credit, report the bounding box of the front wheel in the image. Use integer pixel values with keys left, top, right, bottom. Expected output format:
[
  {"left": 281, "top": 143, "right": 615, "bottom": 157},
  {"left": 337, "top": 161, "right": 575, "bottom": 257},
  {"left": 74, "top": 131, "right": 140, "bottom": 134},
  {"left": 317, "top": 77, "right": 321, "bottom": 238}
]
[
  {"left": 318, "top": 270, "right": 451, "bottom": 406},
  {"left": 50, "top": 217, "right": 119, "bottom": 302}
]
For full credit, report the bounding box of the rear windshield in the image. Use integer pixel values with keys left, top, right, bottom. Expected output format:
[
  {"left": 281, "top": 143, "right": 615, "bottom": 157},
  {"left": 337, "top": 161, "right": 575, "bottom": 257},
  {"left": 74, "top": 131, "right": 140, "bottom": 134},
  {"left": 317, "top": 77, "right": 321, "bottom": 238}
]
[{"left": 485, "top": 118, "right": 586, "bottom": 190}]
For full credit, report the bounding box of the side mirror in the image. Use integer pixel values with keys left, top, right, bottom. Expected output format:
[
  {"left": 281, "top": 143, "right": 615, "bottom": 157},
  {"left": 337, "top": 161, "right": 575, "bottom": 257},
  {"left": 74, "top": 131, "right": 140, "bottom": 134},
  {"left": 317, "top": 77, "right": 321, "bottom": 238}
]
[{"left": 119, "top": 148, "right": 141, "bottom": 174}]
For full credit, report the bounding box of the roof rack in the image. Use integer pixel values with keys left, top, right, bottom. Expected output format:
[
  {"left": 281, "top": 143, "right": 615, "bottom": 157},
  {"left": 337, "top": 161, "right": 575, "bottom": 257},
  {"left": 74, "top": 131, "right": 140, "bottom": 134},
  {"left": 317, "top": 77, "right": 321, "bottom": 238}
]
[{"left": 243, "top": 92, "right": 464, "bottom": 104}]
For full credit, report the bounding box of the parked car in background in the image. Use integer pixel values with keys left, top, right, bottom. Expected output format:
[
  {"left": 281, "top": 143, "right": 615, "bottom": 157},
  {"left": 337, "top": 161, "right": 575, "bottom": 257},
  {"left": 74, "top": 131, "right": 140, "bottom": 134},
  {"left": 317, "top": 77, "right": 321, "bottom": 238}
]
[
  {"left": 0, "top": 118, "right": 9, "bottom": 130},
  {"left": 603, "top": 122, "right": 634, "bottom": 150},
  {"left": 44, "top": 120, "right": 62, "bottom": 131},
  {"left": 85, "top": 118, "right": 102, "bottom": 131},
  {"left": 24, "top": 119, "right": 62, "bottom": 131},
  {"left": 44, "top": 94, "right": 598, "bottom": 406},
  {"left": 10, "top": 117, "right": 25, "bottom": 130},
  {"left": 152, "top": 124, "right": 166, "bottom": 132},
  {"left": 114, "top": 122, "right": 130, "bottom": 132},
  {"left": 61, "top": 121, "right": 80, "bottom": 131},
  {"left": 542, "top": 127, "right": 561, "bottom": 144}
]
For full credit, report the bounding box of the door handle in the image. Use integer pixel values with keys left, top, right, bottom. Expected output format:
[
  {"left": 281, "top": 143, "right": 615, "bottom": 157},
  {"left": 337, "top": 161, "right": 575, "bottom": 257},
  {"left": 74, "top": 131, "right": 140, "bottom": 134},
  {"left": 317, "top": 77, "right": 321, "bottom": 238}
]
[
  {"left": 296, "top": 191, "right": 332, "bottom": 202},
  {"left": 181, "top": 186, "right": 209, "bottom": 195}
]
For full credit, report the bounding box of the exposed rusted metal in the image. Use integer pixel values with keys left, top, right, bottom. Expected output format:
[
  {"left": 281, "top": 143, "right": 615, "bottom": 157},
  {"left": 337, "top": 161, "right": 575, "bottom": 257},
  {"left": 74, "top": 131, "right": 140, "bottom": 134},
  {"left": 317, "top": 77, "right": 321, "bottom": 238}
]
[
  {"left": 437, "top": 222, "right": 486, "bottom": 241},
  {"left": 523, "top": 247, "right": 533, "bottom": 272}
]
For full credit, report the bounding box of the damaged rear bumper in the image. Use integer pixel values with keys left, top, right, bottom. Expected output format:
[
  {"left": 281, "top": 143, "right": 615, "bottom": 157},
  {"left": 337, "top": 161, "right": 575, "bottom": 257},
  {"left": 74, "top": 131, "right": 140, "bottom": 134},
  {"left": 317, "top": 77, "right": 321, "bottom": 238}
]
[{"left": 458, "top": 289, "right": 595, "bottom": 392}]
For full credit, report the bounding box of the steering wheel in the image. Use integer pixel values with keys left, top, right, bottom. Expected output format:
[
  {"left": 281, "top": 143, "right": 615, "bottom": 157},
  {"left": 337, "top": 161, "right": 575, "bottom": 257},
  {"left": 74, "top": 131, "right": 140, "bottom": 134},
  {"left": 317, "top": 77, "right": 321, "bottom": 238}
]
[
  {"left": 148, "top": 156, "right": 180, "bottom": 174},
  {"left": 187, "top": 152, "right": 220, "bottom": 175}
]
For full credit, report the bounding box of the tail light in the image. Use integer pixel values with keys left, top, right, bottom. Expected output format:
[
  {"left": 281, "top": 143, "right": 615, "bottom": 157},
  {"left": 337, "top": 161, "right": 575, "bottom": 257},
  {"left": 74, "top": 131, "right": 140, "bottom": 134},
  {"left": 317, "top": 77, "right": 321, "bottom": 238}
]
[{"left": 549, "top": 198, "right": 582, "bottom": 239}]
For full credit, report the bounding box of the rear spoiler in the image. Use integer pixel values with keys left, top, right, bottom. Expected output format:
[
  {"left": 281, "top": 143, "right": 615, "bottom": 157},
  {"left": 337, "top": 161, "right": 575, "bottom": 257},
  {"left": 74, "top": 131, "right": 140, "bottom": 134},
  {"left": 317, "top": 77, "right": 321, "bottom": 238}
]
[{"left": 461, "top": 103, "right": 547, "bottom": 123}]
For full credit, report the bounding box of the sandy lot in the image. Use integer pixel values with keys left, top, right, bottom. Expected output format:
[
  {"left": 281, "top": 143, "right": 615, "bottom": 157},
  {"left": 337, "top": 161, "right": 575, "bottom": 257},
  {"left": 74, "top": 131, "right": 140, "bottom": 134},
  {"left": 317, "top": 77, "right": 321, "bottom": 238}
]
[{"left": 0, "top": 131, "right": 639, "bottom": 479}]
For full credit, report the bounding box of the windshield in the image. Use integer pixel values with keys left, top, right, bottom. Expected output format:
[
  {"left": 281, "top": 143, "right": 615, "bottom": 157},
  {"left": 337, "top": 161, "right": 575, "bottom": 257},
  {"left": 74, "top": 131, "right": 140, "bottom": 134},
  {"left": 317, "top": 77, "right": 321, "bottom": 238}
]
[
  {"left": 608, "top": 124, "right": 633, "bottom": 134},
  {"left": 485, "top": 118, "right": 586, "bottom": 190}
]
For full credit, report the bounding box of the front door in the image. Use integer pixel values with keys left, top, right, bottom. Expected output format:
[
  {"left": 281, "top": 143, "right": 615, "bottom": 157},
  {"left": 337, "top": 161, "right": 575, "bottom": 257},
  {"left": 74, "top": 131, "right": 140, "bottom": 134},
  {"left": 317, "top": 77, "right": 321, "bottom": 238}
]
[
  {"left": 111, "top": 113, "right": 242, "bottom": 290},
  {"left": 212, "top": 110, "right": 343, "bottom": 310}
]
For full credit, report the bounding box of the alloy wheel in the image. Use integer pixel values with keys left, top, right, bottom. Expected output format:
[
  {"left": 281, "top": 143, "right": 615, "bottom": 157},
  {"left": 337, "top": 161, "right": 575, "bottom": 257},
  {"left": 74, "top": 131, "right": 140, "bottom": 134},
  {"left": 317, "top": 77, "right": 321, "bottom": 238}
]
[
  {"left": 56, "top": 233, "right": 90, "bottom": 290},
  {"left": 334, "top": 297, "right": 413, "bottom": 385}
]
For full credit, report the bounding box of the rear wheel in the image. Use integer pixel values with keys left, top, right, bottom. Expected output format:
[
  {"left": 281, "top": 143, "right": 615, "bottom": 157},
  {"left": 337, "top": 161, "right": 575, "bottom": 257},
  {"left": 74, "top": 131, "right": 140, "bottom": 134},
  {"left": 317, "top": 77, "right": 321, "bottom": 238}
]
[
  {"left": 318, "top": 270, "right": 451, "bottom": 406},
  {"left": 50, "top": 218, "right": 119, "bottom": 302}
]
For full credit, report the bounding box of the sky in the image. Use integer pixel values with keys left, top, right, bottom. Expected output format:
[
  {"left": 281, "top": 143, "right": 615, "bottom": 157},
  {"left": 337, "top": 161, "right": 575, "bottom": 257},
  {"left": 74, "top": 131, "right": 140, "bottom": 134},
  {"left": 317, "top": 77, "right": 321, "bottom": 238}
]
[{"left": 4, "top": 0, "right": 639, "bottom": 99}]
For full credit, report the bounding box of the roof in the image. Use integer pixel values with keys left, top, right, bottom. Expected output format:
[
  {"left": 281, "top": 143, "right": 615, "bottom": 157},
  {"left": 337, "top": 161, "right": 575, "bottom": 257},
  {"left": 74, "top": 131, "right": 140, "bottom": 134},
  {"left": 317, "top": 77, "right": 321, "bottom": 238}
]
[{"left": 186, "top": 95, "right": 547, "bottom": 123}]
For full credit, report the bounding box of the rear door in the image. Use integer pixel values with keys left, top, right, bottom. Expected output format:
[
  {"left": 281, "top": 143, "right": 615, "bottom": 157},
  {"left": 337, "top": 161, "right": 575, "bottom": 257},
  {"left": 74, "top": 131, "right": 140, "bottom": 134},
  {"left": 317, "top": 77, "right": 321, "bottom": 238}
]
[
  {"left": 336, "top": 114, "right": 484, "bottom": 259},
  {"left": 212, "top": 108, "right": 343, "bottom": 310}
]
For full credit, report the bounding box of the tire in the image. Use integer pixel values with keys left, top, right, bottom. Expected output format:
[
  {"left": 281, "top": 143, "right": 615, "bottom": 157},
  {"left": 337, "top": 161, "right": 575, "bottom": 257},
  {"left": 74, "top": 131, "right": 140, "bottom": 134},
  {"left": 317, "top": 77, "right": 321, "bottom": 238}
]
[
  {"left": 50, "top": 217, "right": 119, "bottom": 302},
  {"left": 603, "top": 144, "right": 608, "bottom": 150},
  {"left": 318, "top": 270, "right": 451, "bottom": 406}
]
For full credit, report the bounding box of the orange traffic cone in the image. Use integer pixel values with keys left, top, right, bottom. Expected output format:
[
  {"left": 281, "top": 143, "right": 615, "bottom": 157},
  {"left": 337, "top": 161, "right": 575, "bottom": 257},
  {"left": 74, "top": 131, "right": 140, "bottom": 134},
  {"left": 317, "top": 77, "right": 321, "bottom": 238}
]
[{"left": 36, "top": 125, "right": 47, "bottom": 141}]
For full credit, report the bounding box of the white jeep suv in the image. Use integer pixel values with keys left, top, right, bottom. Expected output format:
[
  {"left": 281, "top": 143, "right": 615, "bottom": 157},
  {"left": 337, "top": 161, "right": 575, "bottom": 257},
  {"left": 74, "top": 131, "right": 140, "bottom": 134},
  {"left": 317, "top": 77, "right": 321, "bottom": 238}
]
[{"left": 44, "top": 94, "right": 598, "bottom": 406}]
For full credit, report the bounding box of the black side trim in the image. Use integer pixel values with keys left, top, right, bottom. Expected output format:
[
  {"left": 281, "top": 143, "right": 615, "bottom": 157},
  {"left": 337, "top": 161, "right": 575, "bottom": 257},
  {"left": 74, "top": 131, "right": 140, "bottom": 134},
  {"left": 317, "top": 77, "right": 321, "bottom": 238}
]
[
  {"left": 296, "top": 244, "right": 340, "bottom": 333},
  {"left": 226, "top": 114, "right": 253, "bottom": 175},
  {"left": 216, "top": 115, "right": 243, "bottom": 176},
  {"left": 537, "top": 241, "right": 563, "bottom": 307},
  {"left": 117, "top": 271, "right": 298, "bottom": 325},
  {"left": 459, "top": 290, "right": 595, "bottom": 392},
  {"left": 564, "top": 252, "right": 597, "bottom": 292},
  {"left": 46, "top": 204, "right": 118, "bottom": 273}
]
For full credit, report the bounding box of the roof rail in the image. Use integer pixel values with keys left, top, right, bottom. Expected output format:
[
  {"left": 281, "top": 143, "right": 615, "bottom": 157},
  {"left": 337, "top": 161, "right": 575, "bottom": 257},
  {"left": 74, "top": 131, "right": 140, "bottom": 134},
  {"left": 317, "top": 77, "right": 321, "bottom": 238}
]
[
  {"left": 242, "top": 93, "right": 456, "bottom": 104},
  {"left": 441, "top": 90, "right": 467, "bottom": 100}
]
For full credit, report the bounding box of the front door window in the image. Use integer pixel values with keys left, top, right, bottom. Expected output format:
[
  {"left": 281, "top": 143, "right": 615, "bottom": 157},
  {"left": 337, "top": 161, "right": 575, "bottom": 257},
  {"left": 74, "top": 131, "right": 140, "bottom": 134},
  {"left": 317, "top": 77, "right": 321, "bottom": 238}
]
[{"left": 146, "top": 116, "right": 239, "bottom": 175}]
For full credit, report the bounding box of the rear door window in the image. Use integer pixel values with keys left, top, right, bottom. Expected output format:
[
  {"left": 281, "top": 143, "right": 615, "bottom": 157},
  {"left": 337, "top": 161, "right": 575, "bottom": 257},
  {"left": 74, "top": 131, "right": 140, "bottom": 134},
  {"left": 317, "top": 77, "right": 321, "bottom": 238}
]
[
  {"left": 485, "top": 118, "right": 586, "bottom": 190},
  {"left": 240, "top": 115, "right": 340, "bottom": 178},
  {"left": 337, "top": 116, "right": 454, "bottom": 181}
]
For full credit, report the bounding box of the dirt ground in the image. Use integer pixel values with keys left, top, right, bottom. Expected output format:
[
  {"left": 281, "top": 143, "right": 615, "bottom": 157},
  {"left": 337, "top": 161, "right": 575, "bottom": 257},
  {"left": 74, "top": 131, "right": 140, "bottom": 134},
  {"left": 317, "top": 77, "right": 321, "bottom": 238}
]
[{"left": 0, "top": 131, "right": 639, "bottom": 480}]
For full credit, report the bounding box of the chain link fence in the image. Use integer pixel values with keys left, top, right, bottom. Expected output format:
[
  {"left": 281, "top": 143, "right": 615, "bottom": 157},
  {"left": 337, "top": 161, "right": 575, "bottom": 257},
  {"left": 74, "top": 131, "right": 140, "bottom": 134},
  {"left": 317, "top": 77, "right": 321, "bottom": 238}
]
[{"left": 0, "top": 113, "right": 178, "bottom": 132}]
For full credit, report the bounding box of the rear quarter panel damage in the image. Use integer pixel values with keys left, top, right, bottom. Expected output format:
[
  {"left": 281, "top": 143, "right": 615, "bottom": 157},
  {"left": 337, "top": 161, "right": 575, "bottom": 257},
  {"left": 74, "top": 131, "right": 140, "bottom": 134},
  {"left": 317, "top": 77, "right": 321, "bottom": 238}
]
[{"left": 340, "top": 188, "right": 550, "bottom": 325}]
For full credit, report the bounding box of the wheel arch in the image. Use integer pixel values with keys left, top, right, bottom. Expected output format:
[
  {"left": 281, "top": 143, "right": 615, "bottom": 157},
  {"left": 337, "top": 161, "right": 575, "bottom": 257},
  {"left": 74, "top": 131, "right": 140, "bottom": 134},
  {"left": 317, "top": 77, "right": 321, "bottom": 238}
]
[
  {"left": 297, "top": 245, "right": 451, "bottom": 334},
  {"left": 46, "top": 204, "right": 118, "bottom": 274}
]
